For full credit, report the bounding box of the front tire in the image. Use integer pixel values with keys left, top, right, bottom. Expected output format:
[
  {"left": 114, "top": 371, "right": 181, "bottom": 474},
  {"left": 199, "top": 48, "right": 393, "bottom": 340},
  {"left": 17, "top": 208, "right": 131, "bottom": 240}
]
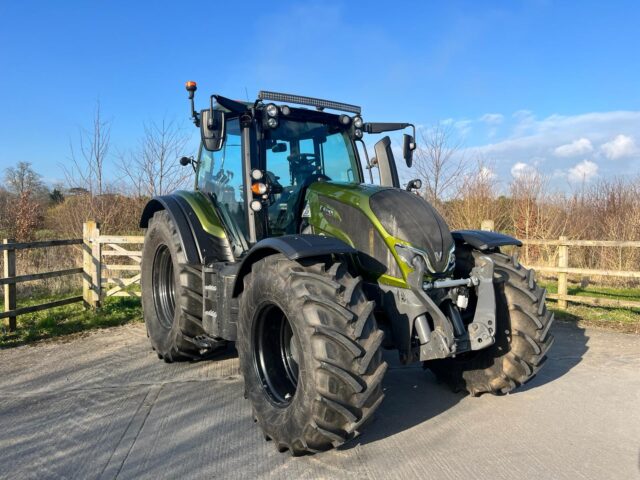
[
  {"left": 238, "top": 254, "right": 387, "bottom": 454},
  {"left": 141, "top": 210, "right": 224, "bottom": 361},
  {"left": 427, "top": 251, "right": 554, "bottom": 395}
]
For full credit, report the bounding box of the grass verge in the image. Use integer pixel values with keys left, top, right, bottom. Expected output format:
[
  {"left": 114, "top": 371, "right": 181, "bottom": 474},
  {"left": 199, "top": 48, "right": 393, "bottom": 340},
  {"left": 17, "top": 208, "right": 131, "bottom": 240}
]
[
  {"left": 539, "top": 281, "right": 640, "bottom": 334},
  {"left": 1, "top": 293, "right": 142, "bottom": 348}
]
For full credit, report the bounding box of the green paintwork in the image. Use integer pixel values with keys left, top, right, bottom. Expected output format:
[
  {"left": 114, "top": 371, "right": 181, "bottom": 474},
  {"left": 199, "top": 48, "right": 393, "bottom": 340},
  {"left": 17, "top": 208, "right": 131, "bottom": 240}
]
[
  {"left": 174, "top": 190, "right": 228, "bottom": 239},
  {"left": 306, "top": 182, "right": 415, "bottom": 289}
]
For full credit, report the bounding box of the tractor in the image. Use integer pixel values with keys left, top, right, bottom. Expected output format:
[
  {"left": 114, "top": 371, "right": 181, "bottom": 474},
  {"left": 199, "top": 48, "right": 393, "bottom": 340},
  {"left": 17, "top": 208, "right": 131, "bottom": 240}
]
[{"left": 139, "top": 83, "right": 554, "bottom": 455}]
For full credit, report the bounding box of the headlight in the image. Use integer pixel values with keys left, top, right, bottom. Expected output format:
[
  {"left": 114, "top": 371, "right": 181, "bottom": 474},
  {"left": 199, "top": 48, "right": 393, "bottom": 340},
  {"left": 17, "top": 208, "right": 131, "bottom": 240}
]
[
  {"left": 354, "top": 128, "right": 363, "bottom": 139},
  {"left": 266, "top": 117, "right": 278, "bottom": 128},
  {"left": 251, "top": 169, "right": 264, "bottom": 180},
  {"left": 395, "top": 244, "right": 456, "bottom": 274},
  {"left": 250, "top": 200, "right": 263, "bottom": 212},
  {"left": 339, "top": 114, "right": 351, "bottom": 125},
  {"left": 265, "top": 103, "right": 278, "bottom": 117},
  {"left": 280, "top": 105, "right": 291, "bottom": 116},
  {"left": 395, "top": 244, "right": 428, "bottom": 270},
  {"left": 353, "top": 116, "right": 364, "bottom": 128}
]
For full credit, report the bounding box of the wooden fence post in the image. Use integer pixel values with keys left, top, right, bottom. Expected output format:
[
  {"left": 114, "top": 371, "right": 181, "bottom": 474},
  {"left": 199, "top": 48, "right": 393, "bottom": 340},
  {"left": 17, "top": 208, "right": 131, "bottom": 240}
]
[
  {"left": 83, "top": 221, "right": 101, "bottom": 309},
  {"left": 92, "top": 224, "right": 102, "bottom": 307},
  {"left": 558, "top": 235, "right": 569, "bottom": 310},
  {"left": 481, "top": 219, "right": 494, "bottom": 232},
  {"left": 3, "top": 239, "right": 17, "bottom": 331}
]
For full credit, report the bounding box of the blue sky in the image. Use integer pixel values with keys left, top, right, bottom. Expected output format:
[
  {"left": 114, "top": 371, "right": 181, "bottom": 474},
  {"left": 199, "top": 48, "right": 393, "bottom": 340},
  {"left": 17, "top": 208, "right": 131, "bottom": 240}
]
[{"left": 1, "top": 0, "right": 639, "bottom": 190}]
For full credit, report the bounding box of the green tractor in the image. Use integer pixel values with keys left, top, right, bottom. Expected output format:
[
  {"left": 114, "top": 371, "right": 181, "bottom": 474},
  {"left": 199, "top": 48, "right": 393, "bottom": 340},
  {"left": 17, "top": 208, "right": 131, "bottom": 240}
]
[{"left": 139, "top": 82, "right": 554, "bottom": 454}]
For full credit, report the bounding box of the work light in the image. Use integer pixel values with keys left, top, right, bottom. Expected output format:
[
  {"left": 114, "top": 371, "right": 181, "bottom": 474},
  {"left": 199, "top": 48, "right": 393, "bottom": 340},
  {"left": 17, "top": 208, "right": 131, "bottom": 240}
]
[
  {"left": 353, "top": 116, "right": 364, "bottom": 128},
  {"left": 266, "top": 117, "right": 278, "bottom": 129},
  {"left": 266, "top": 104, "right": 278, "bottom": 118}
]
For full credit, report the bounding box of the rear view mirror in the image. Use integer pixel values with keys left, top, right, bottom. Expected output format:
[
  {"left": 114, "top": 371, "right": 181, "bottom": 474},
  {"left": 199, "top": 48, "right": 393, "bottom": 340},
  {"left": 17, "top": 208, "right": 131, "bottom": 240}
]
[
  {"left": 271, "top": 142, "right": 287, "bottom": 153},
  {"left": 403, "top": 134, "right": 416, "bottom": 168},
  {"left": 200, "top": 109, "right": 226, "bottom": 151}
]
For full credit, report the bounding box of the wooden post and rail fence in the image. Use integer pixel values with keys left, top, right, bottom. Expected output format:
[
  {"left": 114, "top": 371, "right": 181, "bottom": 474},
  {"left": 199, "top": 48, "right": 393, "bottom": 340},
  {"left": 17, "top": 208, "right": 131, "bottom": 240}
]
[
  {"left": 1, "top": 221, "right": 143, "bottom": 331},
  {"left": 479, "top": 221, "right": 640, "bottom": 311},
  {"left": 2, "top": 220, "right": 639, "bottom": 332}
]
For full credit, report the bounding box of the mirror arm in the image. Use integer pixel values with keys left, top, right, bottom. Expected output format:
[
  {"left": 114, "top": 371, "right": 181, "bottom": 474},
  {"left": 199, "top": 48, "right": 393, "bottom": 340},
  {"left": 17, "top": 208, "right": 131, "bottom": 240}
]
[
  {"left": 364, "top": 122, "right": 411, "bottom": 134},
  {"left": 188, "top": 92, "right": 200, "bottom": 127},
  {"left": 409, "top": 124, "right": 416, "bottom": 150}
]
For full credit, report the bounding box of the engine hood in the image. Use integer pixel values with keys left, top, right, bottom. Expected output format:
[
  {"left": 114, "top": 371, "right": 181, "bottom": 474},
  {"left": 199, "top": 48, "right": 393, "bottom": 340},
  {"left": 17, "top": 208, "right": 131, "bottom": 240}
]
[
  {"left": 368, "top": 189, "right": 454, "bottom": 273},
  {"left": 305, "top": 182, "right": 455, "bottom": 278}
]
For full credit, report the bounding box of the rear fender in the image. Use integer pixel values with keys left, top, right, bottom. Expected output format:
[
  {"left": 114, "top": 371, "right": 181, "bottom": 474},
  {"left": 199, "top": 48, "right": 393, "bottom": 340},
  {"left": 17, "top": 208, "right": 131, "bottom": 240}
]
[{"left": 139, "top": 192, "right": 234, "bottom": 265}]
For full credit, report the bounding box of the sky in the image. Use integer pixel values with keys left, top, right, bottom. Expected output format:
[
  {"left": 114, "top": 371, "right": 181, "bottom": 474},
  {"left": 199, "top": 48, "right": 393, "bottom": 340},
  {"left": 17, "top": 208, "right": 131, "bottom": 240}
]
[{"left": 1, "top": 0, "right": 639, "bottom": 191}]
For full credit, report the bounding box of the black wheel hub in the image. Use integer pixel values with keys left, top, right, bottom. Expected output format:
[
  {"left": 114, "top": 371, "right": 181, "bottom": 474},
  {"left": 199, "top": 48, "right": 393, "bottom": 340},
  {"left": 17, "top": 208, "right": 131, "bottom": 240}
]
[
  {"left": 253, "top": 304, "right": 299, "bottom": 407},
  {"left": 152, "top": 245, "right": 176, "bottom": 329}
]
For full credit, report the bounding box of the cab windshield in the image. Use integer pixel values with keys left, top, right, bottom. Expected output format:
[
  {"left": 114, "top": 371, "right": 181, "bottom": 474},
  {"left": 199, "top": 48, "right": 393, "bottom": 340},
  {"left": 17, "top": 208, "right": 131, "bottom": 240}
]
[
  {"left": 263, "top": 119, "right": 360, "bottom": 185},
  {"left": 262, "top": 119, "right": 360, "bottom": 235}
]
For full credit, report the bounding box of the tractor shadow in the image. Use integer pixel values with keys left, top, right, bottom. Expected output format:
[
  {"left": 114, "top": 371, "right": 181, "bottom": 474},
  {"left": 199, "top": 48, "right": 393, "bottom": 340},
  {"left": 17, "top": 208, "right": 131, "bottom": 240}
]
[
  {"left": 339, "top": 355, "right": 464, "bottom": 450},
  {"left": 513, "top": 319, "right": 589, "bottom": 394},
  {"left": 341, "top": 320, "right": 588, "bottom": 449}
]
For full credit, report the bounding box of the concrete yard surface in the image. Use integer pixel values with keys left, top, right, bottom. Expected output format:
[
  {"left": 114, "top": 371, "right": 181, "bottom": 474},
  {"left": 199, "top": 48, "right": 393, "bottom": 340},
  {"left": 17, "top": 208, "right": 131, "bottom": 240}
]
[{"left": 0, "top": 322, "right": 639, "bottom": 479}]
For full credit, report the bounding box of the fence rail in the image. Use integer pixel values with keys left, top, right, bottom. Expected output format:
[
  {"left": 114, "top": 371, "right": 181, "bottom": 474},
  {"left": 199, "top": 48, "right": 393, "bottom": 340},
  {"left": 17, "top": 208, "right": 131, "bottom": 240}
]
[
  {"left": 2, "top": 222, "right": 143, "bottom": 331},
  {"left": 519, "top": 237, "right": 640, "bottom": 310}
]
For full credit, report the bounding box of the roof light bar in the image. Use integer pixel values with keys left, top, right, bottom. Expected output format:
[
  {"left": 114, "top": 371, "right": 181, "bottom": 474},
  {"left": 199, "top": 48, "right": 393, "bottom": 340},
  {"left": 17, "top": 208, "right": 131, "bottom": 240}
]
[{"left": 258, "top": 91, "right": 361, "bottom": 115}]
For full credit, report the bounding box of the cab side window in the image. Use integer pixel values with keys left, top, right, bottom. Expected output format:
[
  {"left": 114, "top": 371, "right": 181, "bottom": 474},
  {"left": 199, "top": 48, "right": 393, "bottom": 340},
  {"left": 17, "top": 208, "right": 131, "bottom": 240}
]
[{"left": 197, "top": 118, "right": 247, "bottom": 239}]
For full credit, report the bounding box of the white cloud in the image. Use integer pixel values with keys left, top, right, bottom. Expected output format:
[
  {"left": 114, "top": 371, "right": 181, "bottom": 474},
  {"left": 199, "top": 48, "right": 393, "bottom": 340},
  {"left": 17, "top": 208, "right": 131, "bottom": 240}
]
[
  {"left": 554, "top": 138, "right": 593, "bottom": 157},
  {"left": 480, "top": 113, "right": 504, "bottom": 125},
  {"left": 600, "top": 134, "right": 637, "bottom": 159},
  {"left": 511, "top": 162, "right": 537, "bottom": 177},
  {"left": 460, "top": 111, "right": 640, "bottom": 186},
  {"left": 454, "top": 119, "right": 472, "bottom": 136},
  {"left": 568, "top": 160, "right": 599, "bottom": 183}
]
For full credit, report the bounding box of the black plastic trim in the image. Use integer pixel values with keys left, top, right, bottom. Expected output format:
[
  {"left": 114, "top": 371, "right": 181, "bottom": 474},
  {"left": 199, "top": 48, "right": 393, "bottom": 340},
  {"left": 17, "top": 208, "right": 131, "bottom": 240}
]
[
  {"left": 452, "top": 230, "right": 522, "bottom": 251},
  {"left": 232, "top": 234, "right": 356, "bottom": 297}
]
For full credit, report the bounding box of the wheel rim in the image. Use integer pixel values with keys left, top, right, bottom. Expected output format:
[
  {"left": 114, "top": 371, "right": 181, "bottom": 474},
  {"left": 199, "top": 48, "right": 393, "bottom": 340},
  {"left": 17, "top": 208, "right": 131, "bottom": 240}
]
[
  {"left": 152, "top": 245, "right": 175, "bottom": 329},
  {"left": 253, "top": 304, "right": 299, "bottom": 407}
]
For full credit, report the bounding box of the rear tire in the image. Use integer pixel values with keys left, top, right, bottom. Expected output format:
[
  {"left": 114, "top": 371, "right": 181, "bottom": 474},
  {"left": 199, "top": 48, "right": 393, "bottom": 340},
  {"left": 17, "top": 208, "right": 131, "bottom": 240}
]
[
  {"left": 141, "top": 210, "right": 225, "bottom": 361},
  {"left": 238, "top": 254, "right": 387, "bottom": 454},
  {"left": 427, "top": 250, "right": 554, "bottom": 395}
]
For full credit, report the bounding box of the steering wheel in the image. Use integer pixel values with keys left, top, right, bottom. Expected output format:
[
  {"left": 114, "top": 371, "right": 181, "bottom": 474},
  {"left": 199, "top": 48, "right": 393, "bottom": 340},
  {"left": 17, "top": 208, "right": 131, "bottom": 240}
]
[{"left": 276, "top": 173, "right": 330, "bottom": 234}]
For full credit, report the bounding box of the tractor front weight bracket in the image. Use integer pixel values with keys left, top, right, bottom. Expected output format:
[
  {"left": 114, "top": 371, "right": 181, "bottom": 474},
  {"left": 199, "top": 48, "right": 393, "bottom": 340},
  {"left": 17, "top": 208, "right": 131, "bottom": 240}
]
[{"left": 467, "top": 256, "right": 497, "bottom": 350}]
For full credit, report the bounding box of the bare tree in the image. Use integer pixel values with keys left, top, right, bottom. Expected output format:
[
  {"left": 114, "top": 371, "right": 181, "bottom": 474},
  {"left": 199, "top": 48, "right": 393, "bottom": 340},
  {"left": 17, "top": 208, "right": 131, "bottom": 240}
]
[
  {"left": 118, "top": 118, "right": 192, "bottom": 198},
  {"left": 65, "top": 101, "right": 111, "bottom": 196},
  {"left": 4, "top": 162, "right": 45, "bottom": 196},
  {"left": 63, "top": 101, "right": 125, "bottom": 232},
  {"left": 413, "top": 122, "right": 466, "bottom": 205}
]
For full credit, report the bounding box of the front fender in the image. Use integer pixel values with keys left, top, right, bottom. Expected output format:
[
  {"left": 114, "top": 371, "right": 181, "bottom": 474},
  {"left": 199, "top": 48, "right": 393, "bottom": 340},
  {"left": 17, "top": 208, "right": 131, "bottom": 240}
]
[
  {"left": 232, "top": 235, "right": 356, "bottom": 297},
  {"left": 452, "top": 229, "right": 522, "bottom": 251}
]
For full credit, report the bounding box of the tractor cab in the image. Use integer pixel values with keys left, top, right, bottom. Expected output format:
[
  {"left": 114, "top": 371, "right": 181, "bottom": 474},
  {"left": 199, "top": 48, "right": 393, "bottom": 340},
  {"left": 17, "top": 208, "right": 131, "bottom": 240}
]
[{"left": 188, "top": 85, "right": 416, "bottom": 251}]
